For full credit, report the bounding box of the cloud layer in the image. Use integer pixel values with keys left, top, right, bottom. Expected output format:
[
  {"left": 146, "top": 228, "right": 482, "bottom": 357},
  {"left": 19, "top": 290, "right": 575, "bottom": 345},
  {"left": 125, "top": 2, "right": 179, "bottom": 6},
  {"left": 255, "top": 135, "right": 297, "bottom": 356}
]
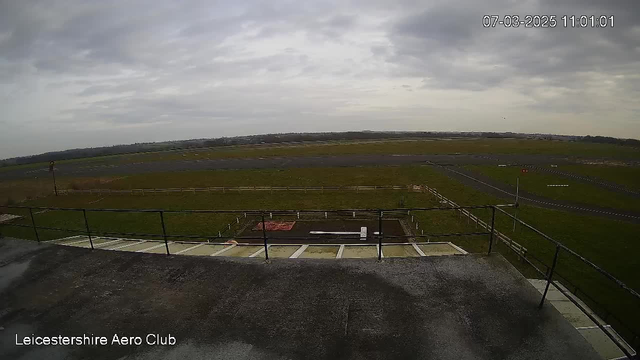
[{"left": 1, "top": 0, "right": 639, "bottom": 157}]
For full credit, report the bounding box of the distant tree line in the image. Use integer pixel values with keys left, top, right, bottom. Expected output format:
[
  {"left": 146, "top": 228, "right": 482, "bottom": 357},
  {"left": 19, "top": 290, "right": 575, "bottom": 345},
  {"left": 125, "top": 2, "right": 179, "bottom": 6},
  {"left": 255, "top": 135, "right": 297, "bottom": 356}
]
[
  {"left": 1, "top": 131, "right": 636, "bottom": 167},
  {"left": 579, "top": 135, "right": 640, "bottom": 147}
]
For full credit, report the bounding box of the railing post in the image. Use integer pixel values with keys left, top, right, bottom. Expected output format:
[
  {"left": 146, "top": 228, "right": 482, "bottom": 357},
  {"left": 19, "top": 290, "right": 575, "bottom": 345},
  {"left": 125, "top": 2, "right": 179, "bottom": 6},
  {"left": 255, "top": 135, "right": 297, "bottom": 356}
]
[
  {"left": 29, "top": 208, "right": 40, "bottom": 243},
  {"left": 159, "top": 211, "right": 170, "bottom": 255},
  {"left": 378, "top": 210, "right": 383, "bottom": 260},
  {"left": 487, "top": 206, "right": 496, "bottom": 255},
  {"left": 83, "top": 209, "right": 93, "bottom": 250},
  {"left": 261, "top": 213, "right": 269, "bottom": 260},
  {"left": 539, "top": 245, "right": 561, "bottom": 309}
]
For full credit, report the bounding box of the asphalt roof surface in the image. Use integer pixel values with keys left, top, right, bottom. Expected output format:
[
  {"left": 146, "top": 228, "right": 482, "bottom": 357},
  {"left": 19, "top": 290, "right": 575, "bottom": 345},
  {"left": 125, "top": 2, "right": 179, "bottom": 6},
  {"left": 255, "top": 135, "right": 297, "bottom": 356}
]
[{"left": 0, "top": 237, "right": 600, "bottom": 360}]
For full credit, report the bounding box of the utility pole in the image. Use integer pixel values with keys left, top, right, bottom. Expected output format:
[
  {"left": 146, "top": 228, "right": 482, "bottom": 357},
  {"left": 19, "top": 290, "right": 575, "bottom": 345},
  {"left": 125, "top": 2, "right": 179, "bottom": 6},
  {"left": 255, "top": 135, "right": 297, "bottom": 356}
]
[
  {"left": 512, "top": 176, "right": 519, "bottom": 232},
  {"left": 49, "top": 161, "right": 58, "bottom": 196}
]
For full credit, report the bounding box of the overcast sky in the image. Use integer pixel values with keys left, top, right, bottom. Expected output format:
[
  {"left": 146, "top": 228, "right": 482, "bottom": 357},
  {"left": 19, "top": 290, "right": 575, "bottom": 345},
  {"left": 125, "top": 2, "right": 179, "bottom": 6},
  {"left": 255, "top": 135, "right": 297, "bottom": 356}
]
[{"left": 1, "top": 0, "right": 639, "bottom": 158}]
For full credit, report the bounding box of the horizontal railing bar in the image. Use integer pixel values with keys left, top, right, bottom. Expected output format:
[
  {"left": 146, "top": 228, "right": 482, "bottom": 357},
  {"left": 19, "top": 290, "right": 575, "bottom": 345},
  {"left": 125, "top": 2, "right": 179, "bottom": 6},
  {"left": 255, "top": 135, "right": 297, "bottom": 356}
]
[
  {"left": 0, "top": 204, "right": 513, "bottom": 213},
  {"left": 494, "top": 206, "right": 640, "bottom": 302}
]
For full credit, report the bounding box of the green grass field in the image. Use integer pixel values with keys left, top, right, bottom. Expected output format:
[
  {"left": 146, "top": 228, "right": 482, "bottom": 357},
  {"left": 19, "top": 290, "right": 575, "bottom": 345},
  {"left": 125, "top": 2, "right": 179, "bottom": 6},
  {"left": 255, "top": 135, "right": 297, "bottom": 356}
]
[
  {"left": 465, "top": 165, "right": 640, "bottom": 212},
  {"left": 561, "top": 164, "right": 640, "bottom": 191}
]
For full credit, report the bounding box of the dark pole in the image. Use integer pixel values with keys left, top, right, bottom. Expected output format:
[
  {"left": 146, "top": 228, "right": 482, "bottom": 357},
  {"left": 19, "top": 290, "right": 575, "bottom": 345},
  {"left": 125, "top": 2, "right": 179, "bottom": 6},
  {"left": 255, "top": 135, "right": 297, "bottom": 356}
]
[
  {"left": 82, "top": 209, "right": 93, "bottom": 249},
  {"left": 51, "top": 165, "right": 58, "bottom": 196},
  {"left": 378, "top": 210, "right": 383, "bottom": 260},
  {"left": 487, "top": 206, "right": 496, "bottom": 255},
  {"left": 159, "top": 211, "right": 170, "bottom": 255},
  {"left": 29, "top": 207, "right": 40, "bottom": 243},
  {"left": 261, "top": 213, "right": 269, "bottom": 260},
  {"left": 539, "top": 245, "right": 561, "bottom": 309}
]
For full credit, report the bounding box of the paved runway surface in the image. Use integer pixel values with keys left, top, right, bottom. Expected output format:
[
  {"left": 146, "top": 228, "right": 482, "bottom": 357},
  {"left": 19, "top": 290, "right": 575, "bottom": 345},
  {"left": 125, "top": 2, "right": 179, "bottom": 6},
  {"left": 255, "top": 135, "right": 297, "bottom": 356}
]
[
  {"left": 0, "top": 237, "right": 600, "bottom": 360},
  {"left": 431, "top": 165, "right": 640, "bottom": 223},
  {"left": 2, "top": 153, "right": 627, "bottom": 181}
]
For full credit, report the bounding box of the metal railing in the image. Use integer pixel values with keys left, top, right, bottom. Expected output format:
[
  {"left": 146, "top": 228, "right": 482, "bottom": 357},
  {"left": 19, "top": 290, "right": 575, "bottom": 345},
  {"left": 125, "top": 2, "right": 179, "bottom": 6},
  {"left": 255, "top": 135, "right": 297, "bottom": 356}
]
[
  {"left": 0, "top": 204, "right": 500, "bottom": 258},
  {"left": 493, "top": 206, "right": 638, "bottom": 359},
  {"left": 0, "top": 202, "right": 637, "bottom": 358},
  {"left": 58, "top": 185, "right": 423, "bottom": 195}
]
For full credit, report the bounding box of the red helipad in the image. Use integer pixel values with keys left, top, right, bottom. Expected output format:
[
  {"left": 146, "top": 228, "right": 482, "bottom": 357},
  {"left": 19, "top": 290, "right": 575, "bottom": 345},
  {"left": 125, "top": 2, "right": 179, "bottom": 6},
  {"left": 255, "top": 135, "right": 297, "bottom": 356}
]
[{"left": 252, "top": 221, "right": 296, "bottom": 231}]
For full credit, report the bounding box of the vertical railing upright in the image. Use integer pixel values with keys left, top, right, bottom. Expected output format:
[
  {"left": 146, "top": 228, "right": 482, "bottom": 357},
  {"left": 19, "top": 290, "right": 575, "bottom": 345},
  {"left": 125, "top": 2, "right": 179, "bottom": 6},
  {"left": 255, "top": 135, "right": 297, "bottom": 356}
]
[
  {"left": 82, "top": 209, "right": 94, "bottom": 249},
  {"left": 261, "top": 212, "right": 269, "bottom": 260},
  {"left": 28, "top": 208, "right": 40, "bottom": 243},
  {"left": 539, "top": 245, "right": 561, "bottom": 309},
  {"left": 378, "top": 210, "right": 383, "bottom": 260},
  {"left": 159, "top": 211, "right": 170, "bottom": 255},
  {"left": 487, "top": 206, "right": 496, "bottom": 255}
]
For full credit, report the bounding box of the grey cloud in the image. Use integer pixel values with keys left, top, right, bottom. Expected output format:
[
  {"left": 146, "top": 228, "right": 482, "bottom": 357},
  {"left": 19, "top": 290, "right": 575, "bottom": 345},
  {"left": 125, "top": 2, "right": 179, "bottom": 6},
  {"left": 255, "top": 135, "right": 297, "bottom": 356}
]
[{"left": 0, "top": 0, "right": 639, "bottom": 158}]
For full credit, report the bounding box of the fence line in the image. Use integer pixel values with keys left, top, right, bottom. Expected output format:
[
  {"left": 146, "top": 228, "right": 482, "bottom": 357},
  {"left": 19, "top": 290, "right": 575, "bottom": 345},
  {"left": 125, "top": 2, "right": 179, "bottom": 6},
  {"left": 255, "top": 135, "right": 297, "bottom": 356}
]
[
  {"left": 58, "top": 185, "right": 425, "bottom": 195},
  {"left": 423, "top": 185, "right": 528, "bottom": 256}
]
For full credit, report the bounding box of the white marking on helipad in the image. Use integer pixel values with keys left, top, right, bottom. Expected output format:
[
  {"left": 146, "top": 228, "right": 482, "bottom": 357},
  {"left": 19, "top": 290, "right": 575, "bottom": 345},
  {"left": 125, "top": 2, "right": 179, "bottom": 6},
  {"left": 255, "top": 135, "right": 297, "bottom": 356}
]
[{"left": 290, "top": 245, "right": 308, "bottom": 258}]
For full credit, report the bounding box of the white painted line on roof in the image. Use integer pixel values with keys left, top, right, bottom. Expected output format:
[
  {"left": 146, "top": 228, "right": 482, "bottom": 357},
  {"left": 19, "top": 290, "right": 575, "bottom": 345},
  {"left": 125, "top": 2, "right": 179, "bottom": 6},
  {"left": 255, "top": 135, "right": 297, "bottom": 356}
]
[
  {"left": 137, "top": 242, "right": 171, "bottom": 253},
  {"left": 576, "top": 325, "right": 611, "bottom": 330},
  {"left": 111, "top": 241, "right": 147, "bottom": 250},
  {"left": 290, "top": 245, "right": 308, "bottom": 258},
  {"left": 412, "top": 243, "right": 427, "bottom": 257},
  {"left": 336, "top": 245, "right": 345, "bottom": 259},
  {"left": 175, "top": 243, "right": 205, "bottom": 255},
  {"left": 447, "top": 242, "right": 468, "bottom": 255},
  {"left": 94, "top": 239, "right": 123, "bottom": 248},
  {"left": 211, "top": 244, "right": 235, "bottom": 256},
  {"left": 49, "top": 235, "right": 84, "bottom": 243},
  {"left": 65, "top": 238, "right": 91, "bottom": 246},
  {"left": 249, "top": 245, "right": 270, "bottom": 258}
]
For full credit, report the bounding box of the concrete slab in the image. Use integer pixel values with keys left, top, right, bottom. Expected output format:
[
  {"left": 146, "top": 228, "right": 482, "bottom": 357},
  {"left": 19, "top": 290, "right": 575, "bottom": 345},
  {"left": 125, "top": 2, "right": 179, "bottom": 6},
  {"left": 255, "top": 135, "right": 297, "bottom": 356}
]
[
  {"left": 0, "top": 239, "right": 602, "bottom": 360},
  {"left": 527, "top": 279, "right": 569, "bottom": 301},
  {"left": 578, "top": 327, "right": 628, "bottom": 360},
  {"left": 298, "top": 245, "right": 339, "bottom": 259},
  {"left": 267, "top": 246, "right": 299, "bottom": 258},
  {"left": 418, "top": 243, "right": 463, "bottom": 256},
  {"left": 550, "top": 300, "right": 597, "bottom": 327},
  {"left": 181, "top": 244, "right": 228, "bottom": 256},
  {"left": 219, "top": 245, "right": 263, "bottom": 257},
  {"left": 383, "top": 244, "right": 420, "bottom": 257},
  {"left": 342, "top": 245, "right": 378, "bottom": 258}
]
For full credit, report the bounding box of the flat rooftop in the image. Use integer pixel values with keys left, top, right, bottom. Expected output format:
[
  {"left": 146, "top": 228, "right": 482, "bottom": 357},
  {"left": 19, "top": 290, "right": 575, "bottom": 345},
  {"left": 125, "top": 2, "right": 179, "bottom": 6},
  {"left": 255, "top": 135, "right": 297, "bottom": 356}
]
[{"left": 0, "top": 237, "right": 600, "bottom": 360}]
